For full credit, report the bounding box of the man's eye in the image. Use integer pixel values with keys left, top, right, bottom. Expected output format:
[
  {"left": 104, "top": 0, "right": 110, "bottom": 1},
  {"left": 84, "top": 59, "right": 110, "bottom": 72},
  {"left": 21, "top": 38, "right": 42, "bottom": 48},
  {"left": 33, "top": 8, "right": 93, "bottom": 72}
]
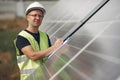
[{"left": 28, "top": 14, "right": 43, "bottom": 18}]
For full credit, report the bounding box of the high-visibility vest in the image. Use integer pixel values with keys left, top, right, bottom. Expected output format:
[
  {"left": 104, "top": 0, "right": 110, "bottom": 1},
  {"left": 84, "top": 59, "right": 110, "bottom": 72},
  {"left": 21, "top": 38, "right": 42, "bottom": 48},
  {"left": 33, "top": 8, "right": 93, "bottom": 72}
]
[{"left": 14, "top": 30, "right": 49, "bottom": 80}]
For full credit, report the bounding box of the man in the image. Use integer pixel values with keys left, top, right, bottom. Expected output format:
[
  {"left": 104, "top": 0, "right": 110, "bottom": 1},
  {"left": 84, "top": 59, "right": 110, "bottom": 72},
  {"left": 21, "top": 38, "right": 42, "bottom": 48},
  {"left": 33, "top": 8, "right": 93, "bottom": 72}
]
[{"left": 14, "top": 2, "right": 63, "bottom": 80}]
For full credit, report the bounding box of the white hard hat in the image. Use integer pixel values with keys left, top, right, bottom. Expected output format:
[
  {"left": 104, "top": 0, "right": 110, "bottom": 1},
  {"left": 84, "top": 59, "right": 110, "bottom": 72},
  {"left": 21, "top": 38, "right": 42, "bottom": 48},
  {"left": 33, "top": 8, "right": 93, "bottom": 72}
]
[{"left": 25, "top": 1, "right": 46, "bottom": 15}]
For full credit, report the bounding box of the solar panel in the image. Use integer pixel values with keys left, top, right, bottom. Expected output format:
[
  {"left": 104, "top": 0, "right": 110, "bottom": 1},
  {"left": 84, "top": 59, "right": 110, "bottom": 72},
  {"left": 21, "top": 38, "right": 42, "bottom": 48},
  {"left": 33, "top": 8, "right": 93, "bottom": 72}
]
[{"left": 40, "top": 0, "right": 120, "bottom": 80}]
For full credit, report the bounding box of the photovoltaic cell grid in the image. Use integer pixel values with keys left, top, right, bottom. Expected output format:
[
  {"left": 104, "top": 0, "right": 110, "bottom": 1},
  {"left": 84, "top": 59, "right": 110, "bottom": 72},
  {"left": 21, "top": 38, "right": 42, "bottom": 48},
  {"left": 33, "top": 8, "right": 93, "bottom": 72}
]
[{"left": 40, "top": 0, "right": 120, "bottom": 80}]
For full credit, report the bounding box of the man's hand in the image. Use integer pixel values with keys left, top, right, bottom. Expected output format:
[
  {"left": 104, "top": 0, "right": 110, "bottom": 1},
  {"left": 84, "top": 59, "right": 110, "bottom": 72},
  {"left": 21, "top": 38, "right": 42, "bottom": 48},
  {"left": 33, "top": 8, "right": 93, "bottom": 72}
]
[{"left": 54, "top": 38, "right": 63, "bottom": 49}]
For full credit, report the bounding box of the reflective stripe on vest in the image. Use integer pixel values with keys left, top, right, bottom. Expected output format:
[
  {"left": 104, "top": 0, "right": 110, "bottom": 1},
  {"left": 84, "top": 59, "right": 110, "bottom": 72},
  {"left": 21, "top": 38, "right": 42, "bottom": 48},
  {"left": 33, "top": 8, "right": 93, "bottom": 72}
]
[
  {"left": 20, "top": 69, "right": 35, "bottom": 74},
  {"left": 17, "top": 56, "right": 28, "bottom": 63}
]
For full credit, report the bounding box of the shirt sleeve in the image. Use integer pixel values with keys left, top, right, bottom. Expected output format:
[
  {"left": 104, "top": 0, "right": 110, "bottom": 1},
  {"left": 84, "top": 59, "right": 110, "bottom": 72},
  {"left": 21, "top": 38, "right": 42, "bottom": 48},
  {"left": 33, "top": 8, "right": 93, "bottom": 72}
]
[
  {"left": 16, "top": 35, "right": 30, "bottom": 50},
  {"left": 47, "top": 34, "right": 52, "bottom": 47}
]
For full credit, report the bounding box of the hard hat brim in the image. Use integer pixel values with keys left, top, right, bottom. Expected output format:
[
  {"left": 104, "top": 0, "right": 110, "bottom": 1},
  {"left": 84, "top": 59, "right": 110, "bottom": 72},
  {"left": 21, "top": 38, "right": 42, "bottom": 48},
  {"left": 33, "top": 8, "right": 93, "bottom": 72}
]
[{"left": 25, "top": 7, "right": 46, "bottom": 15}]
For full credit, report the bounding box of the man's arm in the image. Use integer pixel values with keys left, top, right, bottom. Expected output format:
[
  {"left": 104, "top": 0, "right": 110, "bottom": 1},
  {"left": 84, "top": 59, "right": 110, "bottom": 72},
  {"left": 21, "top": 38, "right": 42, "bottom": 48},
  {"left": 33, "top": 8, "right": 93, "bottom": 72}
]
[{"left": 21, "top": 38, "right": 63, "bottom": 61}]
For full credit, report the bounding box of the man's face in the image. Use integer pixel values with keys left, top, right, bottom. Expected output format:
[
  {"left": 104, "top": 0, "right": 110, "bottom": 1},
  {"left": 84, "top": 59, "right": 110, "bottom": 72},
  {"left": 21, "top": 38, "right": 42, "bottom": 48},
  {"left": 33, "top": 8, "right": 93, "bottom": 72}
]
[{"left": 26, "top": 10, "right": 44, "bottom": 28}]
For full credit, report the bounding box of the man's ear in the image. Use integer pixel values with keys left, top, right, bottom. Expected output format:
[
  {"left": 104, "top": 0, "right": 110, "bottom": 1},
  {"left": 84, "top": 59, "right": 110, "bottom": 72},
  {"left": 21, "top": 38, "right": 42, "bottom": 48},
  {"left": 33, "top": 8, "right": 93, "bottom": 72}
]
[{"left": 25, "top": 15, "right": 28, "bottom": 21}]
